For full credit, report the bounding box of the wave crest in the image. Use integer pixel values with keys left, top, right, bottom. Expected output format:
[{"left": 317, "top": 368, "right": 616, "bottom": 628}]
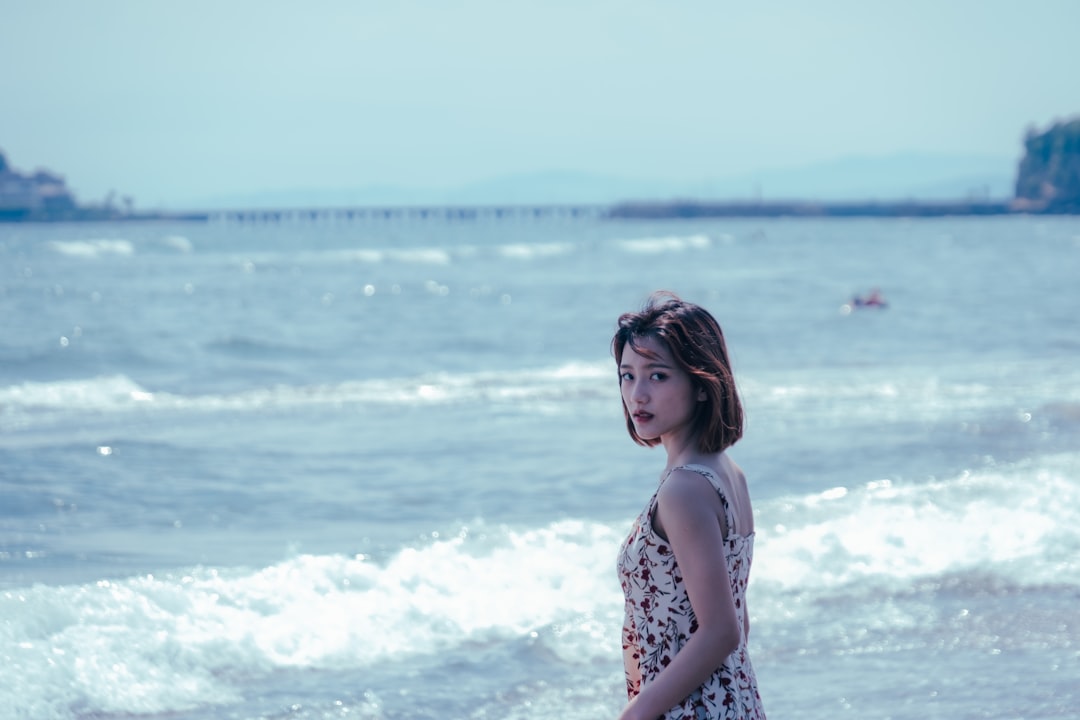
[{"left": 49, "top": 239, "right": 134, "bottom": 258}]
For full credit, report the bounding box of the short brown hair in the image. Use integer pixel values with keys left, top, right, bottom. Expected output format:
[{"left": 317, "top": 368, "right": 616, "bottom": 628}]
[{"left": 611, "top": 291, "right": 743, "bottom": 452}]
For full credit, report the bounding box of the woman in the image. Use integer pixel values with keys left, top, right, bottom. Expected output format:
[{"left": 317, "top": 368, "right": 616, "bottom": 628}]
[{"left": 614, "top": 291, "right": 766, "bottom": 720}]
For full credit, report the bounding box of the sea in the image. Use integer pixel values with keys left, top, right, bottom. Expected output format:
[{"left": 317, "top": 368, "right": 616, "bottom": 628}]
[{"left": 1, "top": 213, "right": 1078, "bottom": 720}]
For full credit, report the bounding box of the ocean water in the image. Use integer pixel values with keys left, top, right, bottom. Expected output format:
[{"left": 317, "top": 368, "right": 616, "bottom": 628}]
[{"left": 1, "top": 215, "right": 1078, "bottom": 720}]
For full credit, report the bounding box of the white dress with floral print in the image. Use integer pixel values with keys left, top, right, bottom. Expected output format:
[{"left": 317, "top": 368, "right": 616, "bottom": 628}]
[{"left": 617, "top": 464, "right": 766, "bottom": 720}]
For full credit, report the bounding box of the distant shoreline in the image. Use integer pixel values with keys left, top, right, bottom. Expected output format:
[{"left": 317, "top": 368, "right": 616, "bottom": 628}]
[{"left": 2, "top": 198, "right": 1077, "bottom": 223}]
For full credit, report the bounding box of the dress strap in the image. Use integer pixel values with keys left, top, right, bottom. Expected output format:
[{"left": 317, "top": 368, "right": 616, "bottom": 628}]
[{"left": 671, "top": 464, "right": 738, "bottom": 538}]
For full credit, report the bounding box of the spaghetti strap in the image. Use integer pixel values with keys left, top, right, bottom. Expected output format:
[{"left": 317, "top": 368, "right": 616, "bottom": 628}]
[{"left": 672, "top": 463, "right": 739, "bottom": 538}]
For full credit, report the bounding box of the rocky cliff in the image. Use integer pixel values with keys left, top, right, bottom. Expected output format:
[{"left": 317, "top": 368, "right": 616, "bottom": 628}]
[{"left": 1014, "top": 118, "right": 1080, "bottom": 211}]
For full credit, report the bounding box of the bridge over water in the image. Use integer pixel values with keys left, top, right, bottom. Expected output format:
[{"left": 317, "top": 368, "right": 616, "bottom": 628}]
[{"left": 208, "top": 203, "right": 610, "bottom": 223}]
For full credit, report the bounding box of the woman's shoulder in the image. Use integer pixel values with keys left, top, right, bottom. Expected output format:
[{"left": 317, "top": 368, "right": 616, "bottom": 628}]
[
  {"left": 658, "top": 463, "right": 727, "bottom": 507},
  {"left": 664, "top": 456, "right": 754, "bottom": 534}
]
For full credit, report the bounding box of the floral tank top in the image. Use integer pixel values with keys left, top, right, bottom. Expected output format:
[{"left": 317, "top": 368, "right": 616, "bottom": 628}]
[{"left": 617, "top": 464, "right": 766, "bottom": 720}]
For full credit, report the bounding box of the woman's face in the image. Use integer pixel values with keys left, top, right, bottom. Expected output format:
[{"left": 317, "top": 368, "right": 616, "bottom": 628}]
[{"left": 619, "top": 335, "right": 701, "bottom": 445}]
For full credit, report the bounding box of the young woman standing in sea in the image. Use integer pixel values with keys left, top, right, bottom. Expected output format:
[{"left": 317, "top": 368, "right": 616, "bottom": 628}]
[{"left": 613, "top": 292, "right": 766, "bottom": 720}]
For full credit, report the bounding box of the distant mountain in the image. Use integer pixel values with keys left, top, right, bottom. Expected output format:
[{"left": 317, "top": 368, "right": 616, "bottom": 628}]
[
  {"left": 185, "top": 152, "right": 1016, "bottom": 209},
  {"left": 441, "top": 170, "right": 666, "bottom": 206},
  {"left": 185, "top": 184, "right": 428, "bottom": 210},
  {"left": 694, "top": 153, "right": 1015, "bottom": 202}
]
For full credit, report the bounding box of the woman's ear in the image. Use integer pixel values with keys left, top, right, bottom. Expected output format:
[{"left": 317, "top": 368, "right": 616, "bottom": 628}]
[{"left": 697, "top": 388, "right": 707, "bottom": 402}]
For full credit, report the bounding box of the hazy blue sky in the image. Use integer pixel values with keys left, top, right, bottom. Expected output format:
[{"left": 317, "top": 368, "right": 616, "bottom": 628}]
[{"left": 3, "top": 0, "right": 1079, "bottom": 207}]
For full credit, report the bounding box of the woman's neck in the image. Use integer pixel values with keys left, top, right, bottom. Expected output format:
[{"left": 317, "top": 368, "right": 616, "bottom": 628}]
[{"left": 661, "top": 432, "right": 708, "bottom": 474}]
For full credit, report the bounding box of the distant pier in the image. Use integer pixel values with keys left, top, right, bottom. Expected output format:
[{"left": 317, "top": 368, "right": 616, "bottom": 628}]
[{"left": 207, "top": 203, "right": 610, "bottom": 223}]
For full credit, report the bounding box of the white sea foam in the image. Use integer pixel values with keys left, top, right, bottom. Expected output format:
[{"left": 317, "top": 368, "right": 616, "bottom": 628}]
[
  {"left": 741, "top": 364, "right": 1080, "bottom": 425},
  {"left": 496, "top": 242, "right": 575, "bottom": 260},
  {"left": 2, "top": 457, "right": 1077, "bottom": 718},
  {"left": 328, "top": 236, "right": 674, "bottom": 266},
  {"left": 4, "top": 363, "right": 1073, "bottom": 440},
  {"left": 753, "top": 453, "right": 1080, "bottom": 591},
  {"left": 749, "top": 376, "right": 980, "bottom": 425},
  {"left": 0, "top": 363, "right": 614, "bottom": 428},
  {"left": 160, "top": 235, "right": 193, "bottom": 252},
  {"left": 339, "top": 248, "right": 386, "bottom": 263},
  {"left": 334, "top": 246, "right": 454, "bottom": 264},
  {"left": 0, "top": 520, "right": 622, "bottom": 719},
  {"left": 0, "top": 375, "right": 154, "bottom": 411},
  {"left": 48, "top": 239, "right": 135, "bottom": 258},
  {"left": 616, "top": 234, "right": 711, "bottom": 254},
  {"left": 389, "top": 247, "right": 452, "bottom": 264},
  {"left": 327, "top": 241, "right": 574, "bottom": 267}
]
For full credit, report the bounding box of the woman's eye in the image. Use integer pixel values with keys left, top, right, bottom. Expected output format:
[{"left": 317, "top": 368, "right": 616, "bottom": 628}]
[
  {"left": 651, "top": 372, "right": 666, "bottom": 381},
  {"left": 620, "top": 372, "right": 633, "bottom": 382}
]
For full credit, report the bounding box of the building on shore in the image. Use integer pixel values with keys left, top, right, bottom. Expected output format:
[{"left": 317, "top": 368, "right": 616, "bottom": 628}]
[{"left": 0, "top": 149, "right": 80, "bottom": 220}]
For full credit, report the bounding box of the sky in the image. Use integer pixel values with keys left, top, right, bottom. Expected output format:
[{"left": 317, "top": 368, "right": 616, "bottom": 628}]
[{"left": 2, "top": 0, "right": 1079, "bottom": 208}]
